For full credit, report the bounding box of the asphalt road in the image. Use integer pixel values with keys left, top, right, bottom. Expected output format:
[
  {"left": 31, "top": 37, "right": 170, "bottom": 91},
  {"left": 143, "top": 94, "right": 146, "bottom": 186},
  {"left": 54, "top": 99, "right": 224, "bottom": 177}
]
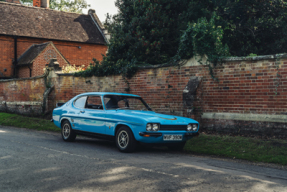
[{"left": 0, "top": 126, "right": 287, "bottom": 192}]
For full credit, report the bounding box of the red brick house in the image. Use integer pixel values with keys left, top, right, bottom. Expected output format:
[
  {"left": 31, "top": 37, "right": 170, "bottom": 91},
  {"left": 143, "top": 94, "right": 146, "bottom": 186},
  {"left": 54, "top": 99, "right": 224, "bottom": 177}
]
[{"left": 0, "top": 0, "right": 108, "bottom": 78}]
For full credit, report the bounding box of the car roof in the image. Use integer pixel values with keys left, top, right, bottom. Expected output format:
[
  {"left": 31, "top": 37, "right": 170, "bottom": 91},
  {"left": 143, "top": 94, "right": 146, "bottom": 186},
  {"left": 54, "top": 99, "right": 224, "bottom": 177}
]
[{"left": 77, "top": 92, "right": 141, "bottom": 97}]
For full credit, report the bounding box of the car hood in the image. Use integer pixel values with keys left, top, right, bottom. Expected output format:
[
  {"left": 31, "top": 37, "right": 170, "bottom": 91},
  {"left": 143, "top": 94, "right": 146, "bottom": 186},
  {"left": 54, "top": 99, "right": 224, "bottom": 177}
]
[{"left": 117, "top": 110, "right": 198, "bottom": 124}]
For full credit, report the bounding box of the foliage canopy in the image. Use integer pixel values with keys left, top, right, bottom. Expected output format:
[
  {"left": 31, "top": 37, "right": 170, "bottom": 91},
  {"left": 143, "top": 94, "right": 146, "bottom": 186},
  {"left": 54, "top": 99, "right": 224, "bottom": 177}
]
[
  {"left": 9, "top": 0, "right": 90, "bottom": 13},
  {"left": 77, "top": 0, "right": 287, "bottom": 78}
]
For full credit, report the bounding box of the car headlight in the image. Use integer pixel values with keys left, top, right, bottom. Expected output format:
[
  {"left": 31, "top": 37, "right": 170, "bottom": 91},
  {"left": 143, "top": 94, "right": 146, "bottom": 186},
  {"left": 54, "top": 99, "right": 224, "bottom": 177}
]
[
  {"left": 187, "top": 124, "right": 198, "bottom": 131},
  {"left": 146, "top": 123, "right": 160, "bottom": 131},
  {"left": 146, "top": 123, "right": 152, "bottom": 131},
  {"left": 187, "top": 124, "right": 192, "bottom": 131},
  {"left": 152, "top": 124, "right": 159, "bottom": 131},
  {"left": 192, "top": 124, "right": 198, "bottom": 131}
]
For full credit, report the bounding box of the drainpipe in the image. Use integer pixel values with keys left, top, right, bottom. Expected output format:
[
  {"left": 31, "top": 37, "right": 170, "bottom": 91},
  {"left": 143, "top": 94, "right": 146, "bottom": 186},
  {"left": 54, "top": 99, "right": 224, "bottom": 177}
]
[
  {"left": 28, "top": 66, "right": 32, "bottom": 77},
  {"left": 13, "top": 36, "right": 18, "bottom": 77}
]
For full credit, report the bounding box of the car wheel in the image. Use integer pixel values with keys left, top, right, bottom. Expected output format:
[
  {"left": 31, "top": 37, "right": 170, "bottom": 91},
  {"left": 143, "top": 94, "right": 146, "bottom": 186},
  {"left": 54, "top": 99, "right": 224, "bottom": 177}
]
[
  {"left": 61, "top": 120, "right": 76, "bottom": 142},
  {"left": 167, "top": 142, "right": 186, "bottom": 151},
  {"left": 116, "top": 126, "right": 137, "bottom": 153}
]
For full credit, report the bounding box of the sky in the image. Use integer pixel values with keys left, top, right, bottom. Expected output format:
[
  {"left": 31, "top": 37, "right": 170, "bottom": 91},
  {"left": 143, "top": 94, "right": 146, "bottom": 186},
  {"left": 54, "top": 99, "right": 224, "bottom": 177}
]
[{"left": 82, "top": 0, "right": 119, "bottom": 22}]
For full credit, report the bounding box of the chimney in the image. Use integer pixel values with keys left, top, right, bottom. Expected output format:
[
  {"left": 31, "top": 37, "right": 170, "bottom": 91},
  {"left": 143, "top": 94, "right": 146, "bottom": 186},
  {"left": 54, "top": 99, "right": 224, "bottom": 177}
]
[{"left": 33, "top": 0, "right": 49, "bottom": 8}]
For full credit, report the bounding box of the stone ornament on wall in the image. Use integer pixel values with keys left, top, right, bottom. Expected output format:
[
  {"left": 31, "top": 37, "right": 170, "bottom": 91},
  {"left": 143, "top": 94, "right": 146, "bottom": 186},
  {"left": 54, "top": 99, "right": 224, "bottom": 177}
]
[{"left": 44, "top": 50, "right": 57, "bottom": 63}]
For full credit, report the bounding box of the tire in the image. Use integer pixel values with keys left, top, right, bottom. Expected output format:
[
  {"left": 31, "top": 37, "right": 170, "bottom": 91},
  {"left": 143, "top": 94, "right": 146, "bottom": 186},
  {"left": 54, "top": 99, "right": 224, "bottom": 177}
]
[
  {"left": 115, "top": 126, "right": 137, "bottom": 153},
  {"left": 168, "top": 142, "right": 186, "bottom": 151},
  {"left": 61, "top": 120, "right": 76, "bottom": 142}
]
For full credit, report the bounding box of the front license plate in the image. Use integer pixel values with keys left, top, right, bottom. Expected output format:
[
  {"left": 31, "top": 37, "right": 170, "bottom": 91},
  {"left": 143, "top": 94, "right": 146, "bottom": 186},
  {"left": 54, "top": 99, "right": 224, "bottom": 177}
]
[{"left": 163, "top": 135, "right": 182, "bottom": 141}]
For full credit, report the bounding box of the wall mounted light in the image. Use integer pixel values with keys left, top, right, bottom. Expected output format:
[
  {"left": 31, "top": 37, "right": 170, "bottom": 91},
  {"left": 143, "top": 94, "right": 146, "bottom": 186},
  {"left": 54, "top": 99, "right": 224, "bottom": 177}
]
[
  {"left": 78, "top": 46, "right": 81, "bottom": 49},
  {"left": 4, "top": 68, "right": 7, "bottom": 72}
]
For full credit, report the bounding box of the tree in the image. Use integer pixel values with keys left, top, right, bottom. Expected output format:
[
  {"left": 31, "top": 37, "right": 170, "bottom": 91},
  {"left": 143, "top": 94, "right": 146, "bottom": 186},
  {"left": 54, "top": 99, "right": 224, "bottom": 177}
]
[
  {"left": 76, "top": 0, "right": 287, "bottom": 79},
  {"left": 108, "top": 0, "right": 287, "bottom": 60},
  {"left": 50, "top": 0, "right": 89, "bottom": 14},
  {"left": 190, "top": 0, "right": 287, "bottom": 56},
  {"left": 17, "top": 0, "right": 89, "bottom": 14},
  {"left": 104, "top": 0, "right": 192, "bottom": 65}
]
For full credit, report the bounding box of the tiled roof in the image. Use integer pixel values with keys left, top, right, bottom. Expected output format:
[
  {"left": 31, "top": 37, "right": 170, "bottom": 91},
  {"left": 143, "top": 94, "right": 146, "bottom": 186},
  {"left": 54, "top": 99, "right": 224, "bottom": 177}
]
[{"left": 0, "top": 2, "right": 106, "bottom": 44}]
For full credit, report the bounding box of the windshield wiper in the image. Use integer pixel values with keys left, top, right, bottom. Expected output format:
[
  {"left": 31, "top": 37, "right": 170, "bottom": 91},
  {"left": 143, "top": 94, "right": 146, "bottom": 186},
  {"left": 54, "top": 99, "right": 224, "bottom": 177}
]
[{"left": 116, "top": 107, "right": 130, "bottom": 110}]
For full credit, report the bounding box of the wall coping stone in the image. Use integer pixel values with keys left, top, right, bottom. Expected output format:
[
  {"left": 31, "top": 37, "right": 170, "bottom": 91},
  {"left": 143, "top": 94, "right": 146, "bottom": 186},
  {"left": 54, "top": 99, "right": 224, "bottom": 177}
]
[
  {"left": 137, "top": 62, "right": 176, "bottom": 69},
  {"left": 0, "top": 74, "right": 46, "bottom": 82},
  {"left": 222, "top": 53, "right": 287, "bottom": 62},
  {"left": 137, "top": 53, "right": 287, "bottom": 68},
  {"left": 56, "top": 72, "right": 76, "bottom": 76},
  {"left": 3, "top": 101, "right": 42, "bottom": 106}
]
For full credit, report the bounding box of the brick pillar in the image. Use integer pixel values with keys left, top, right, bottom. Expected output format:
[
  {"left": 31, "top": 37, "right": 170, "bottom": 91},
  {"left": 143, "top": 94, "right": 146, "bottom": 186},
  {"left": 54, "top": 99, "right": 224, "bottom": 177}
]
[{"left": 33, "top": 0, "right": 41, "bottom": 7}]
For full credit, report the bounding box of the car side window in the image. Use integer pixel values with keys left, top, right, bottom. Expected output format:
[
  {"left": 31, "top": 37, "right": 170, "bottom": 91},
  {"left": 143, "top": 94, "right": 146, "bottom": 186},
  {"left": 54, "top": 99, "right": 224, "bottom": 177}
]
[
  {"left": 74, "top": 96, "right": 87, "bottom": 108},
  {"left": 104, "top": 96, "right": 119, "bottom": 109},
  {"left": 85, "top": 96, "right": 103, "bottom": 110}
]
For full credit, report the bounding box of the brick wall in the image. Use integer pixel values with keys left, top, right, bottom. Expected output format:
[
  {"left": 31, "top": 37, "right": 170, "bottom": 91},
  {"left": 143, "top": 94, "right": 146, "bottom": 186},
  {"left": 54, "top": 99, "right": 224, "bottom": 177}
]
[
  {"left": 0, "top": 36, "right": 14, "bottom": 77},
  {"left": 17, "top": 66, "right": 31, "bottom": 78},
  {"left": 0, "top": 75, "right": 46, "bottom": 115},
  {"left": 199, "top": 58, "right": 286, "bottom": 115},
  {"left": 36, "top": 44, "right": 68, "bottom": 77},
  {"left": 1, "top": 54, "right": 287, "bottom": 137},
  {"left": 51, "top": 55, "right": 287, "bottom": 116},
  {"left": 0, "top": 36, "right": 107, "bottom": 77}
]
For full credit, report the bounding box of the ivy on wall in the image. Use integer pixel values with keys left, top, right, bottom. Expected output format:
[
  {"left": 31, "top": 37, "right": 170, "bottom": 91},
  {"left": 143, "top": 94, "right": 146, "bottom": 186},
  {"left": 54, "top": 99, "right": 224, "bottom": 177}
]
[{"left": 174, "top": 13, "right": 230, "bottom": 81}]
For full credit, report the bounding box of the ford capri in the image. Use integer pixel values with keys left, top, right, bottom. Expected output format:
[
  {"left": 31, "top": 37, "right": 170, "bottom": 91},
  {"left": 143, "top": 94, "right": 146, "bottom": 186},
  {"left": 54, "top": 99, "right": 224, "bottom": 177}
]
[{"left": 52, "top": 92, "right": 199, "bottom": 152}]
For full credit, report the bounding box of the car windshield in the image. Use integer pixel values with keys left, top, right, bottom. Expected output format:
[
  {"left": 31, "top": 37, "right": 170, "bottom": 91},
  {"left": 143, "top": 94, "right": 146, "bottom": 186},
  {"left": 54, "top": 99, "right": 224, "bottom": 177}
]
[{"left": 104, "top": 95, "right": 152, "bottom": 111}]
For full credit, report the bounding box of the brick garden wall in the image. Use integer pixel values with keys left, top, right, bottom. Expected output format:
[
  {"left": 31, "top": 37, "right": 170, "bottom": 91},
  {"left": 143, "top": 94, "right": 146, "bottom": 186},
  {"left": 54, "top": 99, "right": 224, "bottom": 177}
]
[
  {"left": 0, "top": 75, "right": 46, "bottom": 115},
  {"left": 1, "top": 54, "right": 287, "bottom": 137}
]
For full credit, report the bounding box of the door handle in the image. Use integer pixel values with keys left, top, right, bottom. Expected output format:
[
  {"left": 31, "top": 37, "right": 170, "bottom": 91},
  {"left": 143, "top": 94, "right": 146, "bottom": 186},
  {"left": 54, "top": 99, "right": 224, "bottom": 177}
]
[{"left": 80, "top": 110, "right": 85, "bottom": 113}]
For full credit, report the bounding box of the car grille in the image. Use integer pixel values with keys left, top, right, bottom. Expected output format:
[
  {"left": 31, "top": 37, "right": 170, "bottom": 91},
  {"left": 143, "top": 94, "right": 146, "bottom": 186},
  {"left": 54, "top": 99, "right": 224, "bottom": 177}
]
[{"left": 160, "top": 125, "right": 187, "bottom": 131}]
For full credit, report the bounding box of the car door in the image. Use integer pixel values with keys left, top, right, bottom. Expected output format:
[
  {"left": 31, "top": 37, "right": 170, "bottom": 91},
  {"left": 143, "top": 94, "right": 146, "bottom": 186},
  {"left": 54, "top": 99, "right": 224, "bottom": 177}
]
[
  {"left": 72, "top": 96, "right": 87, "bottom": 130},
  {"left": 79, "top": 95, "right": 106, "bottom": 135}
]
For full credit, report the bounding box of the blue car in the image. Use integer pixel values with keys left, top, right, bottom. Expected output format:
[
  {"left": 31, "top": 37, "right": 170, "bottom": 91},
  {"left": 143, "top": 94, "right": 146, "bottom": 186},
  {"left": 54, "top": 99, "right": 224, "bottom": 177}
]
[{"left": 52, "top": 92, "right": 199, "bottom": 152}]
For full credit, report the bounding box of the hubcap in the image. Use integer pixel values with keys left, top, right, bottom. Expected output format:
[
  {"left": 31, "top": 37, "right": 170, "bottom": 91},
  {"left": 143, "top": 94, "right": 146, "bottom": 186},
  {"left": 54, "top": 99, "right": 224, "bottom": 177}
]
[
  {"left": 62, "top": 124, "right": 70, "bottom": 139},
  {"left": 118, "top": 130, "right": 129, "bottom": 149}
]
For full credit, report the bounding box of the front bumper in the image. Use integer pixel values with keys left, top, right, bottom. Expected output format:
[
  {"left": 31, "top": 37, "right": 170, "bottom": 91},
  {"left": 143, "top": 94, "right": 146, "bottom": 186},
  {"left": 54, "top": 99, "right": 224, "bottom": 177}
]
[
  {"left": 139, "top": 132, "right": 199, "bottom": 137},
  {"left": 137, "top": 131, "right": 199, "bottom": 143},
  {"left": 139, "top": 132, "right": 162, "bottom": 137}
]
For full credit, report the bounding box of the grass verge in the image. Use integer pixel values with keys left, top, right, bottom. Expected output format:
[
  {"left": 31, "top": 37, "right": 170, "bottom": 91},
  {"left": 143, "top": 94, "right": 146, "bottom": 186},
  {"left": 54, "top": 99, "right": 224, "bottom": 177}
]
[
  {"left": 1, "top": 113, "right": 286, "bottom": 165},
  {"left": 0, "top": 112, "right": 59, "bottom": 132},
  {"left": 185, "top": 134, "right": 287, "bottom": 165}
]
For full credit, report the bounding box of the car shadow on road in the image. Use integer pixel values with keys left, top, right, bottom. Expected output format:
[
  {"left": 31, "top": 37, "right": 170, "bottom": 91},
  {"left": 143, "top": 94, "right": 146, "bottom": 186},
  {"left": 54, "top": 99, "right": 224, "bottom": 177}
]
[{"left": 72, "top": 136, "right": 172, "bottom": 154}]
